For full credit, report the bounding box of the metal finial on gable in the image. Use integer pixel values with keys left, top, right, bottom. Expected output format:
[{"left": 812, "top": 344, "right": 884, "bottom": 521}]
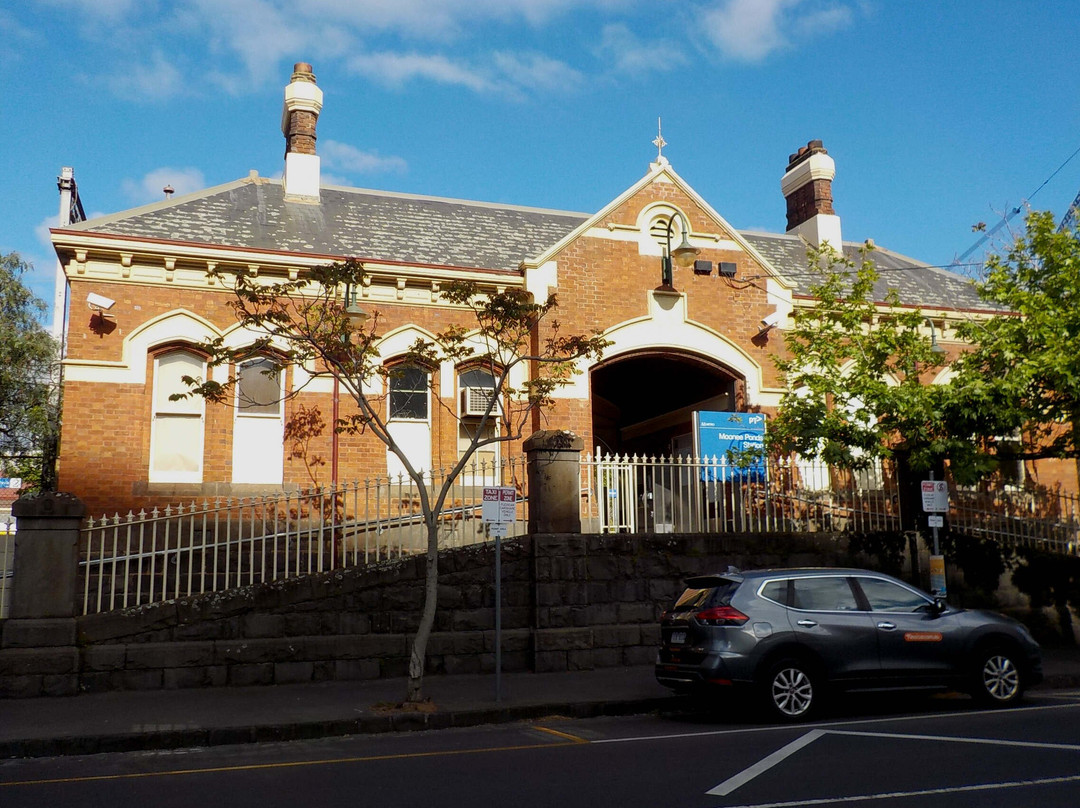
[{"left": 652, "top": 117, "right": 667, "bottom": 161}]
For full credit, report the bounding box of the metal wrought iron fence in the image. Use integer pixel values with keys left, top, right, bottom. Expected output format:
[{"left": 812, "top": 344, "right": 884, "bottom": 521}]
[
  {"left": 952, "top": 488, "right": 1080, "bottom": 555},
  {"left": 79, "top": 457, "right": 527, "bottom": 615},
  {"left": 1, "top": 519, "right": 14, "bottom": 621},
  {"left": 581, "top": 453, "right": 900, "bottom": 535}
]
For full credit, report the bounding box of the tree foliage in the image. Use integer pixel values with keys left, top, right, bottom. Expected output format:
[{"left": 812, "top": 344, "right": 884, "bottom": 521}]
[
  {"left": 0, "top": 252, "right": 58, "bottom": 486},
  {"left": 768, "top": 243, "right": 960, "bottom": 472},
  {"left": 947, "top": 210, "right": 1080, "bottom": 470},
  {"left": 182, "top": 259, "right": 609, "bottom": 702}
]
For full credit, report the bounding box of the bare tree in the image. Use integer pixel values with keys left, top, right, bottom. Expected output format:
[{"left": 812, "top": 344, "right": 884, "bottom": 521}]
[{"left": 181, "top": 259, "right": 608, "bottom": 702}]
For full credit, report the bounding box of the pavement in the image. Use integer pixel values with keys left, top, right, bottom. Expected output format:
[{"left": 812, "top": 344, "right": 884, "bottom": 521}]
[{"left": 2, "top": 648, "right": 1079, "bottom": 759}]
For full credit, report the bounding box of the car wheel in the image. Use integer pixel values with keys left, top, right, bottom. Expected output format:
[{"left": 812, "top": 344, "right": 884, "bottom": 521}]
[
  {"left": 971, "top": 646, "right": 1024, "bottom": 706},
  {"left": 763, "top": 658, "right": 818, "bottom": 721}
]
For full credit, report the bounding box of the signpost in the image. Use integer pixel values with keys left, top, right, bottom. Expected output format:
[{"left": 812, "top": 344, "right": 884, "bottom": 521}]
[
  {"left": 921, "top": 475, "right": 949, "bottom": 596},
  {"left": 692, "top": 412, "right": 766, "bottom": 481},
  {"left": 482, "top": 486, "right": 516, "bottom": 702}
]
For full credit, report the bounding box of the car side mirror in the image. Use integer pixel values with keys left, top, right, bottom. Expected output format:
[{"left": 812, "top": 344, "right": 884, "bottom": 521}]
[{"left": 932, "top": 597, "right": 947, "bottom": 615}]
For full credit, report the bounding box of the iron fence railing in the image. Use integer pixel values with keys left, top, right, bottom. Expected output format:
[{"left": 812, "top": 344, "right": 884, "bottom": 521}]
[
  {"left": 952, "top": 488, "right": 1080, "bottom": 555},
  {"left": 581, "top": 453, "right": 900, "bottom": 535},
  {"left": 79, "top": 457, "right": 527, "bottom": 615}
]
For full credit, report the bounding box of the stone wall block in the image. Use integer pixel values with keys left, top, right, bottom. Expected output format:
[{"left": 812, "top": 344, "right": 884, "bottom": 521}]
[
  {"left": 82, "top": 644, "right": 127, "bottom": 672},
  {"left": 533, "top": 650, "right": 567, "bottom": 673},
  {"left": 164, "top": 666, "right": 228, "bottom": 689},
  {"left": 229, "top": 663, "right": 274, "bottom": 686},
  {"left": 617, "top": 602, "right": 659, "bottom": 624},
  {"left": 334, "top": 659, "right": 381, "bottom": 680},
  {"left": 126, "top": 641, "right": 215, "bottom": 670},
  {"left": 593, "top": 625, "right": 642, "bottom": 647},
  {"left": 0, "top": 648, "right": 79, "bottom": 676},
  {"left": 274, "top": 661, "right": 315, "bottom": 684},
  {"left": 535, "top": 627, "right": 593, "bottom": 651},
  {"left": 1, "top": 618, "right": 77, "bottom": 648},
  {"left": 79, "top": 604, "right": 180, "bottom": 644}
]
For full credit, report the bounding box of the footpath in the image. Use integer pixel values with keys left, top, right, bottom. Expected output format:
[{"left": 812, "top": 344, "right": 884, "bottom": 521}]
[{"left": 2, "top": 649, "right": 1079, "bottom": 759}]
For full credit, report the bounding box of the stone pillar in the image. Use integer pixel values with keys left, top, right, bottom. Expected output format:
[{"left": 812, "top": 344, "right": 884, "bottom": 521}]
[
  {"left": 0, "top": 492, "right": 85, "bottom": 697},
  {"left": 8, "top": 492, "right": 84, "bottom": 619},
  {"left": 525, "top": 430, "right": 583, "bottom": 534}
]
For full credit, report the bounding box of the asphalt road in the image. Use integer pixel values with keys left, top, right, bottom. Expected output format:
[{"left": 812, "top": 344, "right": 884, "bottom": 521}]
[{"left": 3, "top": 691, "right": 1080, "bottom": 808}]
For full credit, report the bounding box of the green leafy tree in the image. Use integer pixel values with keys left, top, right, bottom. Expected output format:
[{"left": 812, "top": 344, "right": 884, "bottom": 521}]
[
  {"left": 182, "top": 259, "right": 609, "bottom": 703},
  {"left": 768, "top": 243, "right": 964, "bottom": 471},
  {"left": 0, "top": 252, "right": 59, "bottom": 489},
  {"left": 947, "top": 210, "right": 1080, "bottom": 481}
]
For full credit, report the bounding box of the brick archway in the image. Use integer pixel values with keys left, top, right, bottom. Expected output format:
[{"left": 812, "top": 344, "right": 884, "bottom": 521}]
[{"left": 590, "top": 350, "right": 745, "bottom": 456}]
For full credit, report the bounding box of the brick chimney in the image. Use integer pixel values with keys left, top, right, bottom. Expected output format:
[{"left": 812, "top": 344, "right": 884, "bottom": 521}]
[
  {"left": 781, "top": 139, "right": 842, "bottom": 249},
  {"left": 281, "top": 62, "right": 323, "bottom": 201}
]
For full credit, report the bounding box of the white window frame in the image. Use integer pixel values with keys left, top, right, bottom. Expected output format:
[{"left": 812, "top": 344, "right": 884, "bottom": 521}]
[{"left": 149, "top": 349, "right": 206, "bottom": 484}]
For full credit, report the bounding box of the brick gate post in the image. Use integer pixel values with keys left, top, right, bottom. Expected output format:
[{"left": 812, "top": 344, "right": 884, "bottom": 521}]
[{"left": 524, "top": 430, "right": 583, "bottom": 534}]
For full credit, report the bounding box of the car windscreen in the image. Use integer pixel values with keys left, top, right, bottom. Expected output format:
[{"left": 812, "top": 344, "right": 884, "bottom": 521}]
[{"left": 672, "top": 579, "right": 739, "bottom": 611}]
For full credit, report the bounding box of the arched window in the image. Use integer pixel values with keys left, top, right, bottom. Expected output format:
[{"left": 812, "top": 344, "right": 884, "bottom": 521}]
[
  {"left": 232, "top": 356, "right": 284, "bottom": 484},
  {"left": 150, "top": 349, "right": 206, "bottom": 483},
  {"left": 386, "top": 363, "right": 432, "bottom": 477}
]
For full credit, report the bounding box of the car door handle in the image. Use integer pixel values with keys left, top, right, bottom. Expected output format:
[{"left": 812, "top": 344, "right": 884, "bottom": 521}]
[
  {"left": 877, "top": 622, "right": 897, "bottom": 631},
  {"left": 796, "top": 620, "right": 817, "bottom": 628}
]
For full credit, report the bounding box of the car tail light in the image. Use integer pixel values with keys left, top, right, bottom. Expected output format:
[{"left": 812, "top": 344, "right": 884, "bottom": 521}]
[{"left": 695, "top": 606, "right": 749, "bottom": 626}]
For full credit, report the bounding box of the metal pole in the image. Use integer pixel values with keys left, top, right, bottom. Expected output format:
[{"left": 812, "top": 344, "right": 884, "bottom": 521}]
[
  {"left": 494, "top": 534, "right": 502, "bottom": 703},
  {"left": 930, "top": 470, "right": 940, "bottom": 556}
]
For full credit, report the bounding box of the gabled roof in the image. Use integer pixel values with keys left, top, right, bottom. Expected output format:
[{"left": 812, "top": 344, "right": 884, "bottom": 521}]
[
  {"left": 67, "top": 176, "right": 589, "bottom": 273},
  {"left": 743, "top": 232, "right": 994, "bottom": 313},
  {"left": 61, "top": 171, "right": 993, "bottom": 312}
]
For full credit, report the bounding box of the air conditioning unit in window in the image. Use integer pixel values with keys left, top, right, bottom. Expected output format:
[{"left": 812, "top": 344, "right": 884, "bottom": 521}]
[{"left": 461, "top": 386, "right": 496, "bottom": 417}]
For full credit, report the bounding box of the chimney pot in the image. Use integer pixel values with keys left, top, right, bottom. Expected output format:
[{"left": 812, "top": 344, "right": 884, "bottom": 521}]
[
  {"left": 781, "top": 139, "right": 841, "bottom": 248},
  {"left": 281, "top": 61, "right": 323, "bottom": 201}
]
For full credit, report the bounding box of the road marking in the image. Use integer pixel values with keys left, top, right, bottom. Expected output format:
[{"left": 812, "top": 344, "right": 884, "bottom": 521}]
[
  {"left": 715, "top": 773, "right": 1080, "bottom": 808},
  {"left": 706, "top": 730, "right": 825, "bottom": 796},
  {"left": 0, "top": 739, "right": 584, "bottom": 789},
  {"left": 532, "top": 726, "right": 589, "bottom": 743},
  {"left": 592, "top": 699, "right": 1080, "bottom": 746},
  {"left": 833, "top": 728, "right": 1080, "bottom": 752}
]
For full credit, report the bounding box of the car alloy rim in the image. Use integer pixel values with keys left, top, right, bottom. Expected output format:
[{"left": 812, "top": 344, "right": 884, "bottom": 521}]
[
  {"left": 772, "top": 667, "right": 813, "bottom": 716},
  {"left": 983, "top": 654, "right": 1019, "bottom": 701}
]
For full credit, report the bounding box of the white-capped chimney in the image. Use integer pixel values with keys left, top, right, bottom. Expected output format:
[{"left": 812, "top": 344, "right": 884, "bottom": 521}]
[
  {"left": 281, "top": 62, "right": 323, "bottom": 201},
  {"left": 781, "top": 139, "right": 842, "bottom": 250}
]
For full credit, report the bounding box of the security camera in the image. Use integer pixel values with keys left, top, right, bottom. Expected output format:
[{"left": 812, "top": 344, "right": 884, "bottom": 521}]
[
  {"left": 87, "top": 292, "right": 116, "bottom": 312},
  {"left": 759, "top": 311, "right": 782, "bottom": 331}
]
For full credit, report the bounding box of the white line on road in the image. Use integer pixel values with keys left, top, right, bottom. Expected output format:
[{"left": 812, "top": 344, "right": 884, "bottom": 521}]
[
  {"left": 713, "top": 773, "right": 1080, "bottom": 808},
  {"left": 832, "top": 728, "right": 1080, "bottom": 752},
  {"left": 591, "top": 699, "right": 1080, "bottom": 746},
  {"left": 706, "top": 730, "right": 825, "bottom": 797}
]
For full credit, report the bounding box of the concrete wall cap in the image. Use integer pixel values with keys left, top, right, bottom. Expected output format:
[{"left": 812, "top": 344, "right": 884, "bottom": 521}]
[
  {"left": 11, "top": 492, "right": 86, "bottom": 520},
  {"left": 523, "top": 430, "right": 584, "bottom": 452}
]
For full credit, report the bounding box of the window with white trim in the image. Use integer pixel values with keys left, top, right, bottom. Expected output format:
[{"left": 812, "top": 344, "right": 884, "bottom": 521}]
[
  {"left": 150, "top": 350, "right": 206, "bottom": 483},
  {"left": 232, "top": 357, "right": 284, "bottom": 484},
  {"left": 386, "top": 364, "right": 432, "bottom": 477}
]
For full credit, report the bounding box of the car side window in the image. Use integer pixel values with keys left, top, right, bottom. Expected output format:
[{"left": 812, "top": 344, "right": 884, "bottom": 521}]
[
  {"left": 760, "top": 579, "right": 789, "bottom": 606},
  {"left": 791, "top": 577, "right": 860, "bottom": 611},
  {"left": 856, "top": 577, "right": 931, "bottom": 612}
]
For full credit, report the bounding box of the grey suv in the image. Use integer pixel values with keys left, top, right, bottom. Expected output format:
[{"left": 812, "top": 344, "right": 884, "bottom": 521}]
[{"left": 655, "top": 567, "right": 1042, "bottom": 720}]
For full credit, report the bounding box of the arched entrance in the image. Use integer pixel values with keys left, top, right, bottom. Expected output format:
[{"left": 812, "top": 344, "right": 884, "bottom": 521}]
[{"left": 590, "top": 350, "right": 744, "bottom": 456}]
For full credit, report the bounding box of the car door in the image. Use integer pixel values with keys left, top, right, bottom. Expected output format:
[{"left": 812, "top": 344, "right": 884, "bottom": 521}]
[
  {"left": 787, "top": 575, "right": 880, "bottom": 681},
  {"left": 853, "top": 576, "right": 965, "bottom": 682}
]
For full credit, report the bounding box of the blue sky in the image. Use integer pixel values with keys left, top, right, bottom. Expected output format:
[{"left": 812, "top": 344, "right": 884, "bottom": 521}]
[{"left": 3, "top": 1, "right": 1078, "bottom": 321}]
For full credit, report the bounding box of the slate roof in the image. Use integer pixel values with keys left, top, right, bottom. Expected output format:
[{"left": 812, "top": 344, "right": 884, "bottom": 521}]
[
  {"left": 68, "top": 176, "right": 993, "bottom": 311},
  {"left": 742, "top": 231, "right": 996, "bottom": 312},
  {"left": 72, "top": 178, "right": 590, "bottom": 273}
]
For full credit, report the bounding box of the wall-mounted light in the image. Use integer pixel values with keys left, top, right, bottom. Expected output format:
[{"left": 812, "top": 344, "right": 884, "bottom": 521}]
[
  {"left": 659, "top": 210, "right": 700, "bottom": 289},
  {"left": 343, "top": 282, "right": 369, "bottom": 327},
  {"left": 926, "top": 318, "right": 946, "bottom": 354}
]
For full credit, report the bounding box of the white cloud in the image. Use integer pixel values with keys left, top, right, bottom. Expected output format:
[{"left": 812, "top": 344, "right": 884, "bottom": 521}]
[
  {"left": 596, "top": 23, "right": 686, "bottom": 75},
  {"left": 347, "top": 51, "right": 494, "bottom": 92},
  {"left": 700, "top": 0, "right": 855, "bottom": 63},
  {"left": 121, "top": 167, "right": 207, "bottom": 204},
  {"left": 105, "top": 51, "right": 186, "bottom": 99},
  {"left": 321, "top": 140, "right": 408, "bottom": 174},
  {"left": 491, "top": 52, "right": 583, "bottom": 93}
]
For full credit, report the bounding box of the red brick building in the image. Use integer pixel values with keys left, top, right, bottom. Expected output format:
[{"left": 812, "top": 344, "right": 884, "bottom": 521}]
[{"left": 51, "top": 63, "right": 1046, "bottom": 517}]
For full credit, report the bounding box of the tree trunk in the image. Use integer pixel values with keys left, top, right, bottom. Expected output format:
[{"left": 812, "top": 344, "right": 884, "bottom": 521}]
[{"left": 406, "top": 517, "right": 440, "bottom": 703}]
